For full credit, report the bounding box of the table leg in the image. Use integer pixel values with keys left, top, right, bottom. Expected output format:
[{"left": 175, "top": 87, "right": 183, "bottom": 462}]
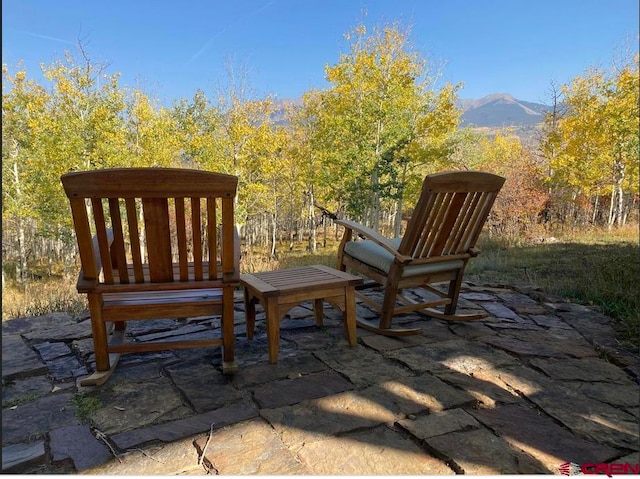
[
  {"left": 313, "top": 298, "right": 324, "bottom": 326},
  {"left": 245, "top": 288, "right": 256, "bottom": 340},
  {"left": 265, "top": 298, "right": 280, "bottom": 363},
  {"left": 344, "top": 286, "right": 357, "bottom": 347}
]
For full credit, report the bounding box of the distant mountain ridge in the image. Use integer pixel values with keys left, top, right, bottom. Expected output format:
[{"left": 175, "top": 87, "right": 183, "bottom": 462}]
[
  {"left": 273, "top": 93, "right": 551, "bottom": 129},
  {"left": 458, "top": 93, "right": 550, "bottom": 128}
]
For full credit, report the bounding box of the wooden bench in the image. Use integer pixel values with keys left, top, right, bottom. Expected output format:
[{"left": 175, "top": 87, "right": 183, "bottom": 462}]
[
  {"left": 61, "top": 168, "right": 240, "bottom": 386},
  {"left": 241, "top": 265, "right": 363, "bottom": 363}
]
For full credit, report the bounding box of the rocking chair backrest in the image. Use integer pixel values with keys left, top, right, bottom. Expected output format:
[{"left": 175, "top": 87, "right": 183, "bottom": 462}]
[
  {"left": 398, "top": 171, "right": 505, "bottom": 259},
  {"left": 61, "top": 168, "right": 239, "bottom": 289}
]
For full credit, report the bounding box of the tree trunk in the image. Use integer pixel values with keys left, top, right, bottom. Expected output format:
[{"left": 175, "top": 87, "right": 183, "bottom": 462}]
[{"left": 11, "top": 160, "right": 29, "bottom": 283}]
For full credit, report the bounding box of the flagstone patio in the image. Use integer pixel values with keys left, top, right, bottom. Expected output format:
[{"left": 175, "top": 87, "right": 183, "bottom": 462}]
[{"left": 2, "top": 283, "right": 638, "bottom": 474}]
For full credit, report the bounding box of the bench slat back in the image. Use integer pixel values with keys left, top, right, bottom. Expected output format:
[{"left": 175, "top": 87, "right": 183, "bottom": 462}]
[
  {"left": 399, "top": 171, "right": 505, "bottom": 259},
  {"left": 62, "top": 168, "right": 238, "bottom": 286}
]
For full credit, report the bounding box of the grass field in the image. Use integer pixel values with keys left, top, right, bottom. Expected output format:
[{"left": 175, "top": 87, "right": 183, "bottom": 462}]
[{"left": 3, "top": 226, "right": 638, "bottom": 348}]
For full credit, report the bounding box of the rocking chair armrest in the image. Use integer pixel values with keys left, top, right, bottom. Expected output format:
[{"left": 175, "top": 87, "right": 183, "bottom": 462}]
[{"left": 335, "top": 219, "right": 412, "bottom": 263}]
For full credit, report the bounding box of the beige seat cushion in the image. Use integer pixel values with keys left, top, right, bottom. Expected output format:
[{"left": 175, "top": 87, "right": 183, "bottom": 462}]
[{"left": 344, "top": 238, "right": 464, "bottom": 278}]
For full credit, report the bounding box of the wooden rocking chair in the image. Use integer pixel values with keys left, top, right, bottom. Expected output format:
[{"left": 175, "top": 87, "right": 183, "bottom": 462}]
[
  {"left": 336, "top": 170, "right": 505, "bottom": 336},
  {"left": 61, "top": 168, "right": 240, "bottom": 385}
]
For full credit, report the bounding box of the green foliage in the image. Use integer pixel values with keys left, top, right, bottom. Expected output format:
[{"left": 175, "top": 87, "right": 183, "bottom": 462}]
[
  {"left": 540, "top": 52, "right": 639, "bottom": 227},
  {"left": 73, "top": 394, "right": 104, "bottom": 423},
  {"left": 2, "top": 393, "right": 39, "bottom": 409},
  {"left": 314, "top": 24, "right": 461, "bottom": 228}
]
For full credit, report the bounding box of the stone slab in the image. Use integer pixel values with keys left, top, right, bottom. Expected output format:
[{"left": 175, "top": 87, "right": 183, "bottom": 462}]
[
  {"left": 84, "top": 436, "right": 202, "bottom": 475},
  {"left": 479, "top": 334, "right": 567, "bottom": 358},
  {"left": 195, "top": 419, "right": 310, "bottom": 475},
  {"left": 46, "top": 355, "right": 88, "bottom": 381},
  {"left": 2, "top": 375, "right": 53, "bottom": 407},
  {"left": 89, "top": 376, "right": 193, "bottom": 434},
  {"left": 261, "top": 389, "right": 399, "bottom": 446},
  {"left": 166, "top": 360, "right": 242, "bottom": 413},
  {"left": 262, "top": 374, "right": 475, "bottom": 448},
  {"left": 279, "top": 328, "right": 335, "bottom": 352},
  {"left": 314, "top": 347, "right": 413, "bottom": 388},
  {"left": 481, "top": 302, "right": 525, "bottom": 320},
  {"left": 252, "top": 370, "right": 354, "bottom": 409},
  {"left": 110, "top": 400, "right": 258, "bottom": 450},
  {"left": 23, "top": 319, "right": 92, "bottom": 342},
  {"left": 2, "top": 335, "right": 47, "bottom": 380},
  {"left": 2, "top": 393, "right": 79, "bottom": 444},
  {"left": 397, "top": 408, "right": 481, "bottom": 439},
  {"left": 360, "top": 332, "right": 429, "bottom": 351},
  {"left": 498, "top": 366, "right": 639, "bottom": 450},
  {"left": 460, "top": 292, "right": 498, "bottom": 302},
  {"left": 530, "top": 357, "right": 635, "bottom": 384},
  {"left": 385, "top": 339, "right": 518, "bottom": 376},
  {"left": 470, "top": 404, "right": 621, "bottom": 470},
  {"left": 232, "top": 354, "right": 328, "bottom": 388},
  {"left": 49, "top": 425, "right": 112, "bottom": 471},
  {"left": 33, "top": 341, "right": 73, "bottom": 361},
  {"left": 1, "top": 312, "right": 75, "bottom": 335},
  {"left": 529, "top": 314, "right": 574, "bottom": 329},
  {"left": 425, "top": 427, "right": 548, "bottom": 474},
  {"left": 1, "top": 441, "right": 46, "bottom": 472},
  {"left": 297, "top": 425, "right": 454, "bottom": 475},
  {"left": 573, "top": 381, "right": 640, "bottom": 408},
  {"left": 449, "top": 321, "right": 497, "bottom": 339},
  {"left": 434, "top": 370, "right": 520, "bottom": 407}
]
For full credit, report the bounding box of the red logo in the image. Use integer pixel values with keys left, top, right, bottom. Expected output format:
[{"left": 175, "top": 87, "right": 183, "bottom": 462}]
[
  {"left": 559, "top": 461, "right": 640, "bottom": 477},
  {"left": 558, "top": 462, "right": 581, "bottom": 475}
]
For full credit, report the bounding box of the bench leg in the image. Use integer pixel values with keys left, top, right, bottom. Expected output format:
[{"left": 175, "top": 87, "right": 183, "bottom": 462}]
[
  {"left": 88, "top": 294, "right": 110, "bottom": 372},
  {"left": 222, "top": 287, "right": 238, "bottom": 374}
]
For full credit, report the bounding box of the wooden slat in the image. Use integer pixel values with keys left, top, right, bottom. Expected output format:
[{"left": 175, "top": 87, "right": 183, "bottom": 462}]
[
  {"left": 61, "top": 168, "right": 238, "bottom": 198},
  {"left": 142, "top": 198, "right": 173, "bottom": 282},
  {"left": 445, "top": 192, "right": 479, "bottom": 254},
  {"left": 420, "top": 192, "right": 450, "bottom": 258},
  {"left": 207, "top": 197, "right": 217, "bottom": 280},
  {"left": 175, "top": 198, "right": 189, "bottom": 281},
  {"left": 92, "top": 198, "right": 114, "bottom": 283},
  {"left": 417, "top": 192, "right": 446, "bottom": 257},
  {"left": 430, "top": 192, "right": 467, "bottom": 256},
  {"left": 108, "top": 198, "right": 129, "bottom": 283},
  {"left": 401, "top": 190, "right": 436, "bottom": 256},
  {"left": 191, "top": 198, "right": 203, "bottom": 280},
  {"left": 221, "top": 197, "right": 235, "bottom": 280},
  {"left": 125, "top": 198, "right": 145, "bottom": 283},
  {"left": 108, "top": 338, "right": 223, "bottom": 354},
  {"left": 69, "top": 198, "right": 98, "bottom": 280}
]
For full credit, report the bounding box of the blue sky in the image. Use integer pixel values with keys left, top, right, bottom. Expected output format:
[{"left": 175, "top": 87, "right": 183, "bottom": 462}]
[{"left": 2, "top": 0, "right": 638, "bottom": 105}]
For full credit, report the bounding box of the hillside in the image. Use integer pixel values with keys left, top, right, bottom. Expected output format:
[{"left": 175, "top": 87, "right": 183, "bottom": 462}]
[{"left": 459, "top": 93, "right": 550, "bottom": 127}]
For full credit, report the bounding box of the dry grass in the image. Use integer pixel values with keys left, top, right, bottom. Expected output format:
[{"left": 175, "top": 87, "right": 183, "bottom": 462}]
[
  {"left": 2, "top": 277, "right": 87, "bottom": 320},
  {"left": 467, "top": 225, "right": 639, "bottom": 348}
]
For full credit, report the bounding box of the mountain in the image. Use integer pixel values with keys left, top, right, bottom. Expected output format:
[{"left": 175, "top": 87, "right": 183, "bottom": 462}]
[
  {"left": 272, "top": 93, "right": 551, "bottom": 130},
  {"left": 459, "top": 93, "right": 550, "bottom": 128}
]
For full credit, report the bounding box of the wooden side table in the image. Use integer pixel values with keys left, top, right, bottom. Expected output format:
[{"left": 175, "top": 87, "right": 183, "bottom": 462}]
[{"left": 240, "top": 264, "right": 363, "bottom": 363}]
